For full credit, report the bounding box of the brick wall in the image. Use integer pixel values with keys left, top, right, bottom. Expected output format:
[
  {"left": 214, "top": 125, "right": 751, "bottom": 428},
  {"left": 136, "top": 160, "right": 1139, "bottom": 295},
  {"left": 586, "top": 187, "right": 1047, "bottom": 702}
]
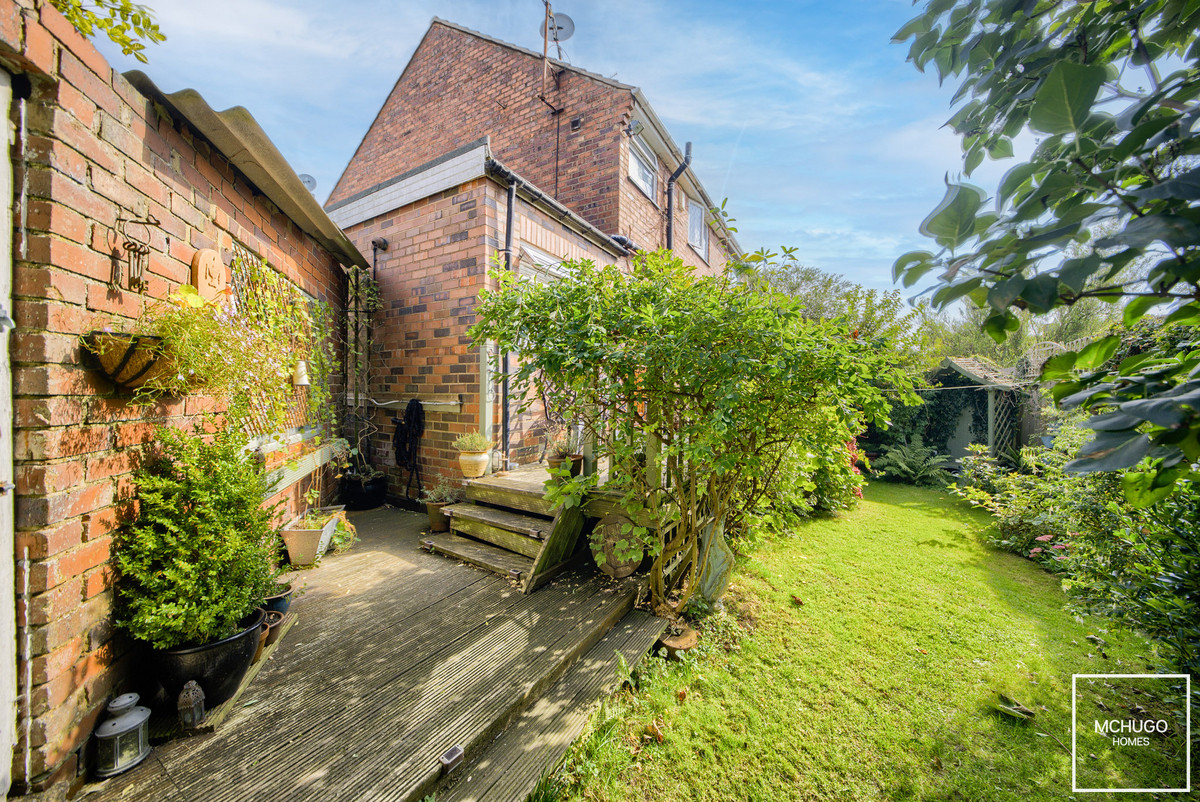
[
  {"left": 0, "top": 1, "right": 348, "bottom": 790},
  {"left": 328, "top": 21, "right": 631, "bottom": 237},
  {"left": 341, "top": 174, "right": 631, "bottom": 495}
]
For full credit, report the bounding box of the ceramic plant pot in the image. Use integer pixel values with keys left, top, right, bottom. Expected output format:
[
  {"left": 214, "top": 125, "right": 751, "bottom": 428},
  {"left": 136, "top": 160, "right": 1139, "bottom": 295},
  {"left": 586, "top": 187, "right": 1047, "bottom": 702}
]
[
  {"left": 263, "top": 583, "right": 294, "bottom": 615},
  {"left": 458, "top": 450, "right": 490, "bottom": 479},
  {"left": 252, "top": 622, "right": 269, "bottom": 663},
  {"left": 280, "top": 505, "right": 346, "bottom": 566},
  {"left": 148, "top": 608, "right": 265, "bottom": 707}
]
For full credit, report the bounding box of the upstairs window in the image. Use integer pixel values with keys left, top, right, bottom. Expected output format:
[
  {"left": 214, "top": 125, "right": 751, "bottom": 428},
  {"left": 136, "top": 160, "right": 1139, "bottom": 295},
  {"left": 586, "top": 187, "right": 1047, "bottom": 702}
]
[
  {"left": 629, "top": 135, "right": 657, "bottom": 200},
  {"left": 688, "top": 200, "right": 709, "bottom": 262}
]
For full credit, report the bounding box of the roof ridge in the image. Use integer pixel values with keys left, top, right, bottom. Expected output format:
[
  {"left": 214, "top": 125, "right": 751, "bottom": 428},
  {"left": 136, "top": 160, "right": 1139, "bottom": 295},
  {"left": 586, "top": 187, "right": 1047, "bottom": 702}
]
[{"left": 430, "top": 17, "right": 637, "bottom": 93}]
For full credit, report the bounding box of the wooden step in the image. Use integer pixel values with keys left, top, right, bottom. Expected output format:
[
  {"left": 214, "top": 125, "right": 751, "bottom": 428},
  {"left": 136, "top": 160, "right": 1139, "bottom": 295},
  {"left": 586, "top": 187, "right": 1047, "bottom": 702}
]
[
  {"left": 445, "top": 503, "right": 552, "bottom": 538},
  {"left": 445, "top": 504, "right": 549, "bottom": 559},
  {"left": 423, "top": 531, "right": 534, "bottom": 581},
  {"left": 466, "top": 479, "right": 556, "bottom": 517},
  {"left": 434, "top": 610, "right": 669, "bottom": 802}
]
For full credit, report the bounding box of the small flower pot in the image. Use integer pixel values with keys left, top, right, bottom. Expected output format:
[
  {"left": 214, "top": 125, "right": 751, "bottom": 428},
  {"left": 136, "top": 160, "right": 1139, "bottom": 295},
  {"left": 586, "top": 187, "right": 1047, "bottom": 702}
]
[
  {"left": 426, "top": 502, "right": 451, "bottom": 532},
  {"left": 263, "top": 610, "right": 285, "bottom": 646},
  {"left": 252, "top": 621, "right": 270, "bottom": 663},
  {"left": 458, "top": 450, "right": 490, "bottom": 478},
  {"left": 280, "top": 505, "right": 346, "bottom": 566},
  {"left": 263, "top": 583, "right": 294, "bottom": 615}
]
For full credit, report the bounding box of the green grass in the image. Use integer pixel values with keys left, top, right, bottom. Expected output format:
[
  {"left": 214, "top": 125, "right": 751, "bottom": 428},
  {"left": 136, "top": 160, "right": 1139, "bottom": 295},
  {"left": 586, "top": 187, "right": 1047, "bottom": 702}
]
[{"left": 549, "top": 483, "right": 1179, "bottom": 802}]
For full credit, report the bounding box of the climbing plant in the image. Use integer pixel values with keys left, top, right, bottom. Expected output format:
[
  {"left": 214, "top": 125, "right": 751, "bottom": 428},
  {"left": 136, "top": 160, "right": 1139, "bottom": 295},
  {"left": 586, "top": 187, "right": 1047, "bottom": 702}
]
[{"left": 472, "top": 251, "right": 916, "bottom": 611}]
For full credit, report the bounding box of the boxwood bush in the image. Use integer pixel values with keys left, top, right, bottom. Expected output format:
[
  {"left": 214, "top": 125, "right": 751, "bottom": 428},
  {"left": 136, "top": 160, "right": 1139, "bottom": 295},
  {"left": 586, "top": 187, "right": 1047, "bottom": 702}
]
[{"left": 115, "top": 424, "right": 280, "bottom": 650}]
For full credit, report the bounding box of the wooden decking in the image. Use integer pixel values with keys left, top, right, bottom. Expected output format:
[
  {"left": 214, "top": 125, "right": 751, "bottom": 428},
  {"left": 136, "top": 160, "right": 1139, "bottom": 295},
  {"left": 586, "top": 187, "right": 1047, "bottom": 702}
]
[{"left": 83, "top": 505, "right": 664, "bottom": 802}]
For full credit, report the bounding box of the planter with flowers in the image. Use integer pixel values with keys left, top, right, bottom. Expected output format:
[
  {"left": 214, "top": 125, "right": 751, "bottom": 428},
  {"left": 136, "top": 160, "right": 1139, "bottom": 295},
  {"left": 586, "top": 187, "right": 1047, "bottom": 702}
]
[{"left": 419, "top": 477, "right": 463, "bottom": 532}]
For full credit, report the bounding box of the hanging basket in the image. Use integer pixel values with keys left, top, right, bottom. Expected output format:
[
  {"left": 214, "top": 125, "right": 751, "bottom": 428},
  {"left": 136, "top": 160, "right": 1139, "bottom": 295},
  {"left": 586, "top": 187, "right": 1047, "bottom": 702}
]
[{"left": 83, "top": 332, "right": 175, "bottom": 390}]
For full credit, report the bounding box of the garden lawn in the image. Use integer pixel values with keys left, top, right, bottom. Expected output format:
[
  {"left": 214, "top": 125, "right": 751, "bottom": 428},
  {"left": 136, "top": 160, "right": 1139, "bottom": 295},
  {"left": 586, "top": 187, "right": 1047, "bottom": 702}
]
[{"left": 552, "top": 483, "right": 1172, "bottom": 802}]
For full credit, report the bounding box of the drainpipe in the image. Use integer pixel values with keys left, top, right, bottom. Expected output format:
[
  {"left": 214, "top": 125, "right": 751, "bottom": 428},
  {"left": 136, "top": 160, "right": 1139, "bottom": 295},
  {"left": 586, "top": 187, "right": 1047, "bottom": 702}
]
[
  {"left": 665, "top": 142, "right": 692, "bottom": 252},
  {"left": 501, "top": 179, "right": 518, "bottom": 468}
]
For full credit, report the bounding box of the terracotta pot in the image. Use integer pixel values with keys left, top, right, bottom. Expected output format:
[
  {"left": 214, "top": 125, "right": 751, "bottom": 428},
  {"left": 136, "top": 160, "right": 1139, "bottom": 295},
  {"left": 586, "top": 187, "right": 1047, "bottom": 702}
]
[
  {"left": 252, "top": 622, "right": 269, "bottom": 663},
  {"left": 263, "top": 610, "right": 285, "bottom": 646},
  {"left": 458, "top": 450, "right": 490, "bottom": 478},
  {"left": 426, "top": 502, "right": 451, "bottom": 532},
  {"left": 547, "top": 455, "right": 583, "bottom": 478}
]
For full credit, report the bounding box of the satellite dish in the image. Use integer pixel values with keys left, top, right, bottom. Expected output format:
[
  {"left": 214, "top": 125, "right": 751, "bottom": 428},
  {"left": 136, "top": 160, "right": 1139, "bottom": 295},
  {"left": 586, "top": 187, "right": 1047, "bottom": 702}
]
[
  {"left": 299, "top": 174, "right": 317, "bottom": 192},
  {"left": 540, "top": 12, "right": 574, "bottom": 42}
]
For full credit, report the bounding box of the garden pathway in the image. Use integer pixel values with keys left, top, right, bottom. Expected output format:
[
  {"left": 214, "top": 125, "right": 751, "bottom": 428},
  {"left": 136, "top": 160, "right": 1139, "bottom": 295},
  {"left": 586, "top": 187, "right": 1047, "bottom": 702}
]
[{"left": 80, "top": 504, "right": 657, "bottom": 802}]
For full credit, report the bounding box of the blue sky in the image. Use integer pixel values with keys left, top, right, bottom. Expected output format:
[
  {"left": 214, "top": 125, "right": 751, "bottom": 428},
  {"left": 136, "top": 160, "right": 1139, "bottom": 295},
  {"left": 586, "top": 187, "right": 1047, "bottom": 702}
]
[{"left": 92, "top": 0, "right": 1022, "bottom": 289}]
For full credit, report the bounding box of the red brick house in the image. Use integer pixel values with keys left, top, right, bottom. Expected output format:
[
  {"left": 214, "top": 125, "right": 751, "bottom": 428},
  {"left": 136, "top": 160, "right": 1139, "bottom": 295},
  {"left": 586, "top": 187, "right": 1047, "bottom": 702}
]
[
  {"left": 0, "top": 0, "right": 365, "bottom": 792},
  {"left": 326, "top": 18, "right": 741, "bottom": 489}
]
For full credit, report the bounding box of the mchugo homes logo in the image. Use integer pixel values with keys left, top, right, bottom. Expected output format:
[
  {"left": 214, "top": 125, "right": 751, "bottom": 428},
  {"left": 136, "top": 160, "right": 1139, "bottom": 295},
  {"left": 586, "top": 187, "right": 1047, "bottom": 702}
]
[
  {"left": 1092, "top": 716, "right": 1173, "bottom": 747},
  {"left": 1072, "top": 674, "right": 1191, "bottom": 794}
]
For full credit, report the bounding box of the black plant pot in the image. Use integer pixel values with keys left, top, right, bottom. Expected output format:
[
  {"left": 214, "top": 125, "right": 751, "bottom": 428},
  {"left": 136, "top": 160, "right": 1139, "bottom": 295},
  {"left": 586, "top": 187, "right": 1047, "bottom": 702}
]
[
  {"left": 341, "top": 474, "right": 387, "bottom": 511},
  {"left": 148, "top": 608, "right": 265, "bottom": 708}
]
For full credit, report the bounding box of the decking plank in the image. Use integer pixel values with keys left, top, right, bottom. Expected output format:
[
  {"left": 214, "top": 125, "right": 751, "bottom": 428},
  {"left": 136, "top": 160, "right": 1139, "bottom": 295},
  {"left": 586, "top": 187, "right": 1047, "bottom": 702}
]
[
  {"left": 438, "top": 610, "right": 669, "bottom": 802},
  {"left": 86, "top": 507, "right": 647, "bottom": 802},
  {"left": 466, "top": 482, "right": 556, "bottom": 517},
  {"left": 185, "top": 576, "right": 628, "bottom": 802},
  {"left": 450, "top": 517, "right": 543, "bottom": 558}
]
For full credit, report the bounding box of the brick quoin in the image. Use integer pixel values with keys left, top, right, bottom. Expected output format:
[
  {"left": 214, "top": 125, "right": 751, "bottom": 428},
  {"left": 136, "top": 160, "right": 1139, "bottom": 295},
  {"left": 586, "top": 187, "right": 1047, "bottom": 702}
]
[{"left": 0, "top": 0, "right": 359, "bottom": 792}]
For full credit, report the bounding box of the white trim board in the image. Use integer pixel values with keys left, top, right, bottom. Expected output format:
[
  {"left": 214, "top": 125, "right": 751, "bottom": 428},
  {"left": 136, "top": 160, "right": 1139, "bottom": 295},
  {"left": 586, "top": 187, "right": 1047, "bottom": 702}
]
[{"left": 327, "top": 143, "right": 488, "bottom": 229}]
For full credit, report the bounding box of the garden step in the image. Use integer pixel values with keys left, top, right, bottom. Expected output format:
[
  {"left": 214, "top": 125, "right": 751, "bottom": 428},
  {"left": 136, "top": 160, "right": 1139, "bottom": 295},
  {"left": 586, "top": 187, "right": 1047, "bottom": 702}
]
[
  {"left": 422, "top": 531, "right": 535, "bottom": 581},
  {"left": 434, "top": 610, "right": 669, "bottom": 802},
  {"left": 445, "top": 503, "right": 552, "bottom": 538},
  {"left": 466, "top": 479, "right": 556, "bottom": 517}
]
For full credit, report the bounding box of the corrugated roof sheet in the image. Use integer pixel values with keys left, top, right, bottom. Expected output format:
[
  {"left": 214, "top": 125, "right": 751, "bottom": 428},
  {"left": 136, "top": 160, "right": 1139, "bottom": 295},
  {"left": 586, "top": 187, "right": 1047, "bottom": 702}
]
[
  {"left": 124, "top": 71, "right": 368, "bottom": 269},
  {"left": 939, "top": 357, "right": 1017, "bottom": 389}
]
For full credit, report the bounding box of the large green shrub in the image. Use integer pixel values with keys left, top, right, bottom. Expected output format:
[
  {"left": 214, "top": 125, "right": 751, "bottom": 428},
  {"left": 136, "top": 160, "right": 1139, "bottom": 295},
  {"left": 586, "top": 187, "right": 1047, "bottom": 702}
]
[
  {"left": 952, "top": 417, "right": 1198, "bottom": 676},
  {"left": 472, "top": 251, "right": 913, "bottom": 610},
  {"left": 115, "top": 424, "right": 280, "bottom": 650}
]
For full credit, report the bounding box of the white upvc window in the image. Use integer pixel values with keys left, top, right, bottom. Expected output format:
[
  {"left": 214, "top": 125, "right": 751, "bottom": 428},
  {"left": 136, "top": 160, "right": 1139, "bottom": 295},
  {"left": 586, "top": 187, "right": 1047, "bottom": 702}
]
[
  {"left": 629, "top": 135, "right": 657, "bottom": 200},
  {"left": 517, "top": 244, "right": 567, "bottom": 284},
  {"left": 688, "top": 200, "right": 709, "bottom": 262}
]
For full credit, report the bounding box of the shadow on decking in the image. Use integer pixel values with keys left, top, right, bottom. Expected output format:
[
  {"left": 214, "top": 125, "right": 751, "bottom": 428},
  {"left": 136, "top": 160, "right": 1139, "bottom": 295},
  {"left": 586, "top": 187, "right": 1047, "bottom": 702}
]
[{"left": 82, "top": 504, "right": 634, "bottom": 802}]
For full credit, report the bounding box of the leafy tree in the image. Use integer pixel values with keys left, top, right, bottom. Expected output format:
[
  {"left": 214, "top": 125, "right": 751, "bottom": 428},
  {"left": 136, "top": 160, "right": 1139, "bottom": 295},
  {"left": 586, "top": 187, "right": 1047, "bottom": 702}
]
[
  {"left": 49, "top": 0, "right": 164, "bottom": 62},
  {"left": 472, "top": 252, "right": 916, "bottom": 611},
  {"left": 745, "top": 249, "right": 940, "bottom": 374},
  {"left": 893, "top": 0, "right": 1200, "bottom": 504}
]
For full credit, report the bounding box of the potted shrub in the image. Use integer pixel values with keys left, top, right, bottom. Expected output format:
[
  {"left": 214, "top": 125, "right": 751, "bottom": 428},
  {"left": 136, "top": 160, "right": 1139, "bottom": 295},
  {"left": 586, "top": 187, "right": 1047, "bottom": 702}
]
[
  {"left": 114, "top": 423, "right": 280, "bottom": 708},
  {"left": 419, "top": 477, "right": 463, "bottom": 532},
  {"left": 453, "top": 431, "right": 492, "bottom": 478},
  {"left": 545, "top": 432, "right": 582, "bottom": 477}
]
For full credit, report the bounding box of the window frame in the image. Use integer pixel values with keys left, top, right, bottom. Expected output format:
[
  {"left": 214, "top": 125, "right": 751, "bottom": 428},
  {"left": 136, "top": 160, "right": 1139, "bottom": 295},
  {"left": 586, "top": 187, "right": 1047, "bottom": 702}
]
[
  {"left": 687, "top": 199, "right": 709, "bottom": 263},
  {"left": 628, "top": 134, "right": 658, "bottom": 201}
]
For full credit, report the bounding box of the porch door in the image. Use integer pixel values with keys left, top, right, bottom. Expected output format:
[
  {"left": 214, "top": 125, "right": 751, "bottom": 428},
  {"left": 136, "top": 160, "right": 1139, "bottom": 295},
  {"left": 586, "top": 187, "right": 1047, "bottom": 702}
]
[{"left": 0, "top": 68, "right": 16, "bottom": 795}]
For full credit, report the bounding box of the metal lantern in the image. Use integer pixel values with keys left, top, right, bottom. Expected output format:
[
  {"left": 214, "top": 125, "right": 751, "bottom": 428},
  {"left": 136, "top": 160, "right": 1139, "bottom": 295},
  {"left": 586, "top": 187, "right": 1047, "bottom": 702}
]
[
  {"left": 177, "top": 680, "right": 206, "bottom": 730},
  {"left": 94, "top": 693, "right": 151, "bottom": 778},
  {"left": 292, "top": 359, "right": 311, "bottom": 386}
]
